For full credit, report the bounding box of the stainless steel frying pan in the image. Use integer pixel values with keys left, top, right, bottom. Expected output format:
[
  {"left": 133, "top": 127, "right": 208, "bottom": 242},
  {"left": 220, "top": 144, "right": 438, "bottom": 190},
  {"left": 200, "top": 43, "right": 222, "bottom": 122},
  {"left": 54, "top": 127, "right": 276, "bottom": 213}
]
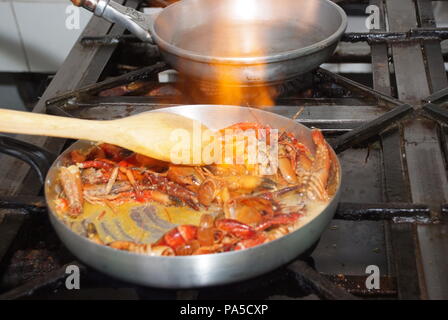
[
  {"left": 1, "top": 105, "right": 341, "bottom": 288},
  {"left": 72, "top": 0, "right": 347, "bottom": 85}
]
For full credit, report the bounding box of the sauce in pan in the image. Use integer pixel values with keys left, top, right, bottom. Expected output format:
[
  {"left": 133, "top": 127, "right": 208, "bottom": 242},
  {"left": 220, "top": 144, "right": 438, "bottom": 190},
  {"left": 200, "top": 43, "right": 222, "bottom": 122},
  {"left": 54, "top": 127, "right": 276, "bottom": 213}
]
[{"left": 54, "top": 123, "right": 338, "bottom": 256}]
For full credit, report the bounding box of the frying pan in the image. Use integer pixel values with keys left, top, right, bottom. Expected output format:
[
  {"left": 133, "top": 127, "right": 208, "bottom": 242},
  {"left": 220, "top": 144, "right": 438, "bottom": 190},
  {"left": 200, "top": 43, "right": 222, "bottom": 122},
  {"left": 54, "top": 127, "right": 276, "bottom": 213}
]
[
  {"left": 71, "top": 0, "right": 347, "bottom": 85},
  {"left": 0, "top": 105, "right": 341, "bottom": 288}
]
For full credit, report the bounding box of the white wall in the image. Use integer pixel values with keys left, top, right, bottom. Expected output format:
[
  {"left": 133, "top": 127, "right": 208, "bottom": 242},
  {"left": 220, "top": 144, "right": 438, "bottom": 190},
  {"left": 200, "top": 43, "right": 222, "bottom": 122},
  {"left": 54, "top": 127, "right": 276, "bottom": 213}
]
[{"left": 0, "top": 0, "right": 92, "bottom": 73}]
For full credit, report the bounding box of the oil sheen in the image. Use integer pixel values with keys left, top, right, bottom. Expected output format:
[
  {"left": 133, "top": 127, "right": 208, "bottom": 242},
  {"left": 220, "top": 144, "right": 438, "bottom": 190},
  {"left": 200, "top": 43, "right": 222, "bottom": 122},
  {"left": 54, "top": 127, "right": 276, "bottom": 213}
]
[{"left": 173, "top": 21, "right": 325, "bottom": 58}]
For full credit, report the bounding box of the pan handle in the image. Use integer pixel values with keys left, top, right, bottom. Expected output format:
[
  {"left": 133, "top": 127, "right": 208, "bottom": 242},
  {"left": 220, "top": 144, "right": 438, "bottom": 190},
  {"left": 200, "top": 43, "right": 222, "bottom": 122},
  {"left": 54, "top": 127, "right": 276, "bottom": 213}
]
[
  {"left": 0, "top": 135, "right": 56, "bottom": 185},
  {"left": 71, "top": 0, "right": 155, "bottom": 43}
]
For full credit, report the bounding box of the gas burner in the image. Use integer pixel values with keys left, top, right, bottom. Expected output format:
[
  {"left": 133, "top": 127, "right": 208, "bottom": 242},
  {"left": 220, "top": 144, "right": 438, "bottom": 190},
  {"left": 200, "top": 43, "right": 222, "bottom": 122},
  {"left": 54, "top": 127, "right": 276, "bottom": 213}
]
[
  {"left": 176, "top": 72, "right": 316, "bottom": 105},
  {"left": 44, "top": 65, "right": 366, "bottom": 119}
]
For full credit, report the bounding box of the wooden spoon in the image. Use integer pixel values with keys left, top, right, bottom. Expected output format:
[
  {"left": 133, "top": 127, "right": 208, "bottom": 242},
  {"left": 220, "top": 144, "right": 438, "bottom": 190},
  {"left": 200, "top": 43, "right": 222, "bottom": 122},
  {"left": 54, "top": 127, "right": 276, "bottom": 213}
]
[{"left": 0, "top": 109, "right": 209, "bottom": 164}]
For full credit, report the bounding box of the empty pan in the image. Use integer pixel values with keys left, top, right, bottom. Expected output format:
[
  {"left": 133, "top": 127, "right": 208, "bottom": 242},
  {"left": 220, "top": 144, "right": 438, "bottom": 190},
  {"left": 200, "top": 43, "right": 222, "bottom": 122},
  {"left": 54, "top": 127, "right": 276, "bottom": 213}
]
[{"left": 71, "top": 0, "right": 347, "bottom": 85}]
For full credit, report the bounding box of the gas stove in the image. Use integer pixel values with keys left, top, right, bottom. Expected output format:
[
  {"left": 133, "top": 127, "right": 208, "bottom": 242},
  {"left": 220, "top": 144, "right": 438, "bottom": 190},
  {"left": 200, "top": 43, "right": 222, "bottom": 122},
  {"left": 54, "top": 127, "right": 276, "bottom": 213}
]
[{"left": 0, "top": 0, "right": 447, "bottom": 300}]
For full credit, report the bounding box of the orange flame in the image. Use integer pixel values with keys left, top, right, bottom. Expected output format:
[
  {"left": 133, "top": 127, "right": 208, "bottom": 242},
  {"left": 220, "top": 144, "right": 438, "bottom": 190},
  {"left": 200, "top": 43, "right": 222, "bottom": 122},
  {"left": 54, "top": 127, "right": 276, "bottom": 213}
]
[{"left": 206, "top": 0, "right": 276, "bottom": 107}]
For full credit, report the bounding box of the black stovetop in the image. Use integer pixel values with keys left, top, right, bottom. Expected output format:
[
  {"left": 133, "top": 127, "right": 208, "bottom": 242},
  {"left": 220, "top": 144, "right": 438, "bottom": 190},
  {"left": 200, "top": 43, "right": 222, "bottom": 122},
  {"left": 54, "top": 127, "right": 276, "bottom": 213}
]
[{"left": 0, "top": 0, "right": 447, "bottom": 300}]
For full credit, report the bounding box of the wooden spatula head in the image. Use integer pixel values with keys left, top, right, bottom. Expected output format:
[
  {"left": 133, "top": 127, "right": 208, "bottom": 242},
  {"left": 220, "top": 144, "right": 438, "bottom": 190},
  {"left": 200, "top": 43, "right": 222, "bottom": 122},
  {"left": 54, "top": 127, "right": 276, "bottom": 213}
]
[{"left": 110, "top": 112, "right": 210, "bottom": 165}]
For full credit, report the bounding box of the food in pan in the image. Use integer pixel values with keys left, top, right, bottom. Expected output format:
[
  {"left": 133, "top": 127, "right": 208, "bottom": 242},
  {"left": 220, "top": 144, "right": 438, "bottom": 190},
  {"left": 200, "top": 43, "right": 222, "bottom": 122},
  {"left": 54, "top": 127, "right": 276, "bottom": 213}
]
[{"left": 54, "top": 123, "right": 338, "bottom": 256}]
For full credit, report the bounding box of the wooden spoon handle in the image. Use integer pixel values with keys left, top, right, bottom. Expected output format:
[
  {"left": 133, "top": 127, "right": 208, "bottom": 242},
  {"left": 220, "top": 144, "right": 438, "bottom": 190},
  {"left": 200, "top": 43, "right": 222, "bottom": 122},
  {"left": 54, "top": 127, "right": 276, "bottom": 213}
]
[{"left": 0, "top": 109, "right": 107, "bottom": 141}]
